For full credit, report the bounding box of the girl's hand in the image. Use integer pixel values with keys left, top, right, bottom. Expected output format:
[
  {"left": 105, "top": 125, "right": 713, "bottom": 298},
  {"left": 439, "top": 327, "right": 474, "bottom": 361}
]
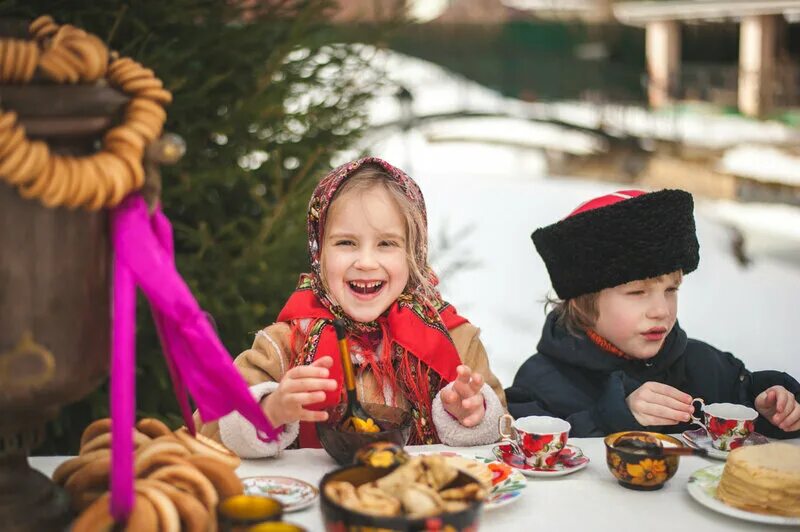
[
  {"left": 755, "top": 385, "right": 800, "bottom": 432},
  {"left": 261, "top": 356, "right": 338, "bottom": 427},
  {"left": 441, "top": 365, "right": 486, "bottom": 427},
  {"left": 625, "top": 381, "right": 694, "bottom": 426}
]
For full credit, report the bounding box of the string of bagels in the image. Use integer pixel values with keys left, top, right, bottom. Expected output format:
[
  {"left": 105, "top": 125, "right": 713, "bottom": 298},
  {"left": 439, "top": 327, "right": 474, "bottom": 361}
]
[
  {"left": 0, "top": 15, "right": 172, "bottom": 210},
  {"left": 54, "top": 417, "right": 244, "bottom": 531}
]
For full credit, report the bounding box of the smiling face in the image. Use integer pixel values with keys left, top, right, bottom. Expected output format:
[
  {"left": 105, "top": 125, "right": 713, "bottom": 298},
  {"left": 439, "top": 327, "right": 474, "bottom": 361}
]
[
  {"left": 593, "top": 272, "right": 682, "bottom": 360},
  {"left": 320, "top": 184, "right": 410, "bottom": 323}
]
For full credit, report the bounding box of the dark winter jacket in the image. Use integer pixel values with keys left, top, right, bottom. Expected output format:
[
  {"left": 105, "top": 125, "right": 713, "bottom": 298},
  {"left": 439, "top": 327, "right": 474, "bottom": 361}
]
[{"left": 505, "top": 311, "right": 800, "bottom": 438}]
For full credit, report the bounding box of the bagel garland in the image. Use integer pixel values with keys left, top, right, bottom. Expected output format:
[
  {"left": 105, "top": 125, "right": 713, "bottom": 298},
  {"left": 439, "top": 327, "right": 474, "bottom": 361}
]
[
  {"left": 0, "top": 15, "right": 172, "bottom": 211},
  {"left": 55, "top": 417, "right": 245, "bottom": 530}
]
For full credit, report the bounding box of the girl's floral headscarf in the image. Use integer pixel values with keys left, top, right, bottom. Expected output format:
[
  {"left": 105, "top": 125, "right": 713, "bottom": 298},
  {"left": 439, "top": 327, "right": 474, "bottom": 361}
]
[{"left": 277, "top": 157, "right": 466, "bottom": 446}]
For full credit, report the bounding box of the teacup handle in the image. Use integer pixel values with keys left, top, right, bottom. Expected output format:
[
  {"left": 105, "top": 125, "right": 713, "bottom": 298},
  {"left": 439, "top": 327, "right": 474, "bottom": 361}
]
[
  {"left": 691, "top": 398, "right": 709, "bottom": 432},
  {"left": 498, "top": 414, "right": 525, "bottom": 457}
]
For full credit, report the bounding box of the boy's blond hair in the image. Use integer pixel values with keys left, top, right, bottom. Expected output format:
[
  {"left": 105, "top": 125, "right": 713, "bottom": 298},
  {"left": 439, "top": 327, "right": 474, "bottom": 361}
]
[
  {"left": 321, "top": 163, "right": 437, "bottom": 303},
  {"left": 550, "top": 271, "right": 683, "bottom": 336}
]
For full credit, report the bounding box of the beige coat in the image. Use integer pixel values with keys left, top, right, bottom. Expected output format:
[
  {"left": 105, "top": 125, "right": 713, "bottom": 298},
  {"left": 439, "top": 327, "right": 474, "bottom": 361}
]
[{"left": 196, "top": 321, "right": 506, "bottom": 444}]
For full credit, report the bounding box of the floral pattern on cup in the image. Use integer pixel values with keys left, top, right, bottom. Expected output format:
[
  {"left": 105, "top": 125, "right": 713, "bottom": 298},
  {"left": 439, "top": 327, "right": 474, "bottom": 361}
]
[
  {"left": 706, "top": 416, "right": 755, "bottom": 451},
  {"left": 691, "top": 399, "right": 758, "bottom": 451},
  {"left": 498, "top": 414, "right": 570, "bottom": 468}
]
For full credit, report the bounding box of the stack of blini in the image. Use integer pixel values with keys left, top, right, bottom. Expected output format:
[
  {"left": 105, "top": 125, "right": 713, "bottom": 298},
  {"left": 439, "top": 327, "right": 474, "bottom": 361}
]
[
  {"left": 716, "top": 442, "right": 800, "bottom": 517},
  {"left": 52, "top": 418, "right": 244, "bottom": 531}
]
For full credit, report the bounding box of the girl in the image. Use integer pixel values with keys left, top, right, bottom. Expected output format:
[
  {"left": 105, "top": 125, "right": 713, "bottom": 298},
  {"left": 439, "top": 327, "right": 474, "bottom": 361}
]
[
  {"left": 197, "top": 157, "right": 506, "bottom": 456},
  {"left": 506, "top": 189, "right": 800, "bottom": 438}
]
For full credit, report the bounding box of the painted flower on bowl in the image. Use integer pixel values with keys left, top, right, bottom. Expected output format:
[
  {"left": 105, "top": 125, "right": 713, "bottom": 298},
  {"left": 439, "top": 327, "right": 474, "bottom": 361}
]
[{"left": 626, "top": 459, "right": 668, "bottom": 486}]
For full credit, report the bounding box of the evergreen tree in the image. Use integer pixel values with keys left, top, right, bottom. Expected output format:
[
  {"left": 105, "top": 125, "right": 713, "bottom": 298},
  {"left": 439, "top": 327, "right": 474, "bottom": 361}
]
[{"left": 0, "top": 0, "right": 399, "bottom": 453}]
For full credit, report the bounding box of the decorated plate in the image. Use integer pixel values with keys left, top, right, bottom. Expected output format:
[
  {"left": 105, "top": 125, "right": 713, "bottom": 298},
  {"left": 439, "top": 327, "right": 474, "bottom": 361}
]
[
  {"left": 687, "top": 464, "right": 800, "bottom": 526},
  {"left": 241, "top": 476, "right": 319, "bottom": 512},
  {"left": 411, "top": 451, "right": 526, "bottom": 510},
  {"left": 682, "top": 428, "right": 769, "bottom": 461},
  {"left": 492, "top": 443, "right": 590, "bottom": 477}
]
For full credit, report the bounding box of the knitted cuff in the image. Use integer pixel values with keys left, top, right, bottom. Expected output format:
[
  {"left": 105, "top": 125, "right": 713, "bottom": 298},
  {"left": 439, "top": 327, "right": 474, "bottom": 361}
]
[
  {"left": 219, "top": 381, "right": 300, "bottom": 458},
  {"left": 432, "top": 383, "right": 504, "bottom": 447}
]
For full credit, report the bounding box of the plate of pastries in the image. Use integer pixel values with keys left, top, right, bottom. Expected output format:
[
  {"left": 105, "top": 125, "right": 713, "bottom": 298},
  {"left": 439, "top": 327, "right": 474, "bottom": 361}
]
[{"left": 687, "top": 442, "right": 800, "bottom": 525}]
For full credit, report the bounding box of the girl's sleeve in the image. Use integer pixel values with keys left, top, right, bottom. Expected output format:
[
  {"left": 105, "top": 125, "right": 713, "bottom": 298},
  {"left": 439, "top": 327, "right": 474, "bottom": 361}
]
[
  {"left": 431, "top": 324, "right": 508, "bottom": 447},
  {"left": 194, "top": 323, "right": 301, "bottom": 456}
]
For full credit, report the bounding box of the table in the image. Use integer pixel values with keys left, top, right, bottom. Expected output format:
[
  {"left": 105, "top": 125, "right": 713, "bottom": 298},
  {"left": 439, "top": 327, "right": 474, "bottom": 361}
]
[{"left": 31, "top": 437, "right": 799, "bottom": 531}]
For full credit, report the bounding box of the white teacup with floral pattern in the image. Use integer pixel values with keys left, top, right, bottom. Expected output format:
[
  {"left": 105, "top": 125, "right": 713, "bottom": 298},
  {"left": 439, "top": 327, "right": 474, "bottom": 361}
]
[
  {"left": 691, "top": 399, "right": 758, "bottom": 451},
  {"left": 498, "top": 414, "right": 571, "bottom": 468}
]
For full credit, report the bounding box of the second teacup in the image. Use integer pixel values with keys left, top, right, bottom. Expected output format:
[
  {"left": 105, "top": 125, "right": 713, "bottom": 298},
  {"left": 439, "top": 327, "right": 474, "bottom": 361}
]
[
  {"left": 498, "top": 414, "right": 570, "bottom": 468},
  {"left": 691, "top": 399, "right": 757, "bottom": 451}
]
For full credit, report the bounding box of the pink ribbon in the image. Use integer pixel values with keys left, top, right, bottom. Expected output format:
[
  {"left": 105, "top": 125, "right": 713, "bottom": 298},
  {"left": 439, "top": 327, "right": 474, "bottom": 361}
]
[{"left": 110, "top": 194, "right": 279, "bottom": 520}]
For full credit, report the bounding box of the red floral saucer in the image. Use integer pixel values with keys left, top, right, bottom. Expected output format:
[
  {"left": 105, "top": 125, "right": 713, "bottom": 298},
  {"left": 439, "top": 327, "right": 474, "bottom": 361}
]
[{"left": 491, "top": 443, "right": 590, "bottom": 477}]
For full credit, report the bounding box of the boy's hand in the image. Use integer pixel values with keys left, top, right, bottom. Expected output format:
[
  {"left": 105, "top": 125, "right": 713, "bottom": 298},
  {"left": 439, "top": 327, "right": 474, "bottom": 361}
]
[
  {"left": 441, "top": 365, "right": 486, "bottom": 427},
  {"left": 261, "top": 356, "right": 338, "bottom": 427},
  {"left": 626, "top": 382, "right": 694, "bottom": 426},
  {"left": 755, "top": 385, "right": 800, "bottom": 432}
]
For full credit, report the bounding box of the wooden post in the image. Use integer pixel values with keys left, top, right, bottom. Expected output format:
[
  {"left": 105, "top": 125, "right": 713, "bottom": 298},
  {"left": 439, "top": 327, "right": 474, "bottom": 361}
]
[
  {"left": 646, "top": 20, "right": 681, "bottom": 108},
  {"left": 739, "top": 15, "right": 777, "bottom": 118}
]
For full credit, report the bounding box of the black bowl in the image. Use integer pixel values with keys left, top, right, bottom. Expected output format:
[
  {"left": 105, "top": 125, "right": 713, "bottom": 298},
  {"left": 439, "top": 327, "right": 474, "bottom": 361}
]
[
  {"left": 319, "top": 464, "right": 483, "bottom": 532},
  {"left": 316, "top": 403, "right": 412, "bottom": 465}
]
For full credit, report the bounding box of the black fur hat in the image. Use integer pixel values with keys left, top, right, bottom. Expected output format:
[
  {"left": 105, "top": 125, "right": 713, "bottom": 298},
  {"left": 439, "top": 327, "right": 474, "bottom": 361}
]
[{"left": 532, "top": 189, "right": 700, "bottom": 299}]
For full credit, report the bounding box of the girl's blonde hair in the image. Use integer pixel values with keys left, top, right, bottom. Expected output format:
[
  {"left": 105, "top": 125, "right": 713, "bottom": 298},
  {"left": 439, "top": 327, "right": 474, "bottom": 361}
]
[
  {"left": 321, "top": 164, "right": 437, "bottom": 304},
  {"left": 548, "top": 271, "right": 684, "bottom": 336}
]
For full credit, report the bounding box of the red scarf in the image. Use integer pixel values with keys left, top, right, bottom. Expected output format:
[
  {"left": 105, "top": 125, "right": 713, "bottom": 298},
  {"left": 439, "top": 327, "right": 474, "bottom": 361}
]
[
  {"left": 586, "top": 329, "right": 630, "bottom": 359},
  {"left": 277, "top": 281, "right": 466, "bottom": 447}
]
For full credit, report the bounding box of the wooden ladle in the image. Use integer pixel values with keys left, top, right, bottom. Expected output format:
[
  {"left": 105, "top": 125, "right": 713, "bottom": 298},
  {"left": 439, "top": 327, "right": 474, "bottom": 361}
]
[{"left": 333, "top": 319, "right": 379, "bottom": 433}]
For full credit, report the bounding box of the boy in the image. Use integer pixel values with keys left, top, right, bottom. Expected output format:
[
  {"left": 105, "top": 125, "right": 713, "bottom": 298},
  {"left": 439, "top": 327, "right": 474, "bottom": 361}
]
[{"left": 506, "top": 189, "right": 800, "bottom": 438}]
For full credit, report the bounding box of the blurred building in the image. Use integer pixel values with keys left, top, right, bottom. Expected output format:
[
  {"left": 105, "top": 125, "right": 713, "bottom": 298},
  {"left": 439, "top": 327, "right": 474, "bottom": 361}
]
[{"left": 615, "top": 0, "right": 800, "bottom": 117}]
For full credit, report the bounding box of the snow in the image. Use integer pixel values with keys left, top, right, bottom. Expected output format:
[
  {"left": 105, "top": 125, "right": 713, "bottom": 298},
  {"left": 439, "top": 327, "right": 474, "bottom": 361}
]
[
  {"left": 342, "top": 49, "right": 800, "bottom": 387},
  {"left": 720, "top": 144, "right": 800, "bottom": 187}
]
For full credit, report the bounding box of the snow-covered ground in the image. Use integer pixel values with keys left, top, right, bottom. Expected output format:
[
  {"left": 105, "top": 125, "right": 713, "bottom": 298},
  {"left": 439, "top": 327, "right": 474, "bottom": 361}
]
[{"left": 336, "top": 49, "right": 800, "bottom": 386}]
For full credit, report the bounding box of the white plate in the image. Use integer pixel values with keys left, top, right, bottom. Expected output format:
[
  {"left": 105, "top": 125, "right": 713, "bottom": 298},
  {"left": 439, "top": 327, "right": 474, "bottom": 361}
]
[
  {"left": 411, "top": 451, "right": 527, "bottom": 510},
  {"left": 242, "top": 475, "right": 318, "bottom": 512},
  {"left": 687, "top": 464, "right": 800, "bottom": 526}
]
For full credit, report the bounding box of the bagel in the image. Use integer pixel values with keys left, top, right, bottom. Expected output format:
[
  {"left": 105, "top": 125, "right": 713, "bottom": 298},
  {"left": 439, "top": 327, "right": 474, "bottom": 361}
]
[
  {"left": 51, "top": 449, "right": 110, "bottom": 486},
  {"left": 135, "top": 452, "right": 193, "bottom": 479},
  {"left": 80, "top": 418, "right": 112, "bottom": 448},
  {"left": 18, "top": 156, "right": 56, "bottom": 200},
  {"left": 138, "top": 87, "right": 173, "bottom": 105},
  {"left": 0, "top": 110, "right": 17, "bottom": 131},
  {"left": 0, "top": 138, "right": 32, "bottom": 182},
  {"left": 72, "top": 492, "right": 160, "bottom": 532},
  {"left": 186, "top": 455, "right": 244, "bottom": 500},
  {"left": 145, "top": 479, "right": 210, "bottom": 532},
  {"left": 70, "top": 493, "right": 114, "bottom": 532},
  {"left": 135, "top": 418, "right": 172, "bottom": 439},
  {"left": 174, "top": 427, "right": 240, "bottom": 469},
  {"left": 28, "top": 15, "right": 55, "bottom": 37},
  {"left": 80, "top": 430, "right": 152, "bottom": 455},
  {"left": 147, "top": 464, "right": 218, "bottom": 513},
  {"left": 64, "top": 455, "right": 110, "bottom": 496},
  {"left": 135, "top": 479, "right": 180, "bottom": 532},
  {"left": 71, "top": 489, "right": 105, "bottom": 513}
]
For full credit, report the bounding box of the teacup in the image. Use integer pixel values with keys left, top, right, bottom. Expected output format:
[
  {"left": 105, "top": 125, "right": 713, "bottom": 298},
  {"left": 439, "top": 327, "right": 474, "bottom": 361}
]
[
  {"left": 691, "top": 399, "right": 757, "bottom": 451},
  {"left": 498, "top": 414, "right": 570, "bottom": 468}
]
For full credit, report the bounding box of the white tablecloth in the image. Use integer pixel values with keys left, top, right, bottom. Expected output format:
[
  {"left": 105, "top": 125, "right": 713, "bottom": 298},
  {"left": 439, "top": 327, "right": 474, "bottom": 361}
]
[{"left": 31, "top": 437, "right": 799, "bottom": 531}]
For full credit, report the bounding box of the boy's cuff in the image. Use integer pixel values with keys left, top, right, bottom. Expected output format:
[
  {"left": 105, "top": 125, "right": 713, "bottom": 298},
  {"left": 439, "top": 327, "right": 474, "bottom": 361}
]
[
  {"left": 432, "top": 383, "right": 504, "bottom": 447},
  {"left": 219, "top": 381, "right": 299, "bottom": 458}
]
